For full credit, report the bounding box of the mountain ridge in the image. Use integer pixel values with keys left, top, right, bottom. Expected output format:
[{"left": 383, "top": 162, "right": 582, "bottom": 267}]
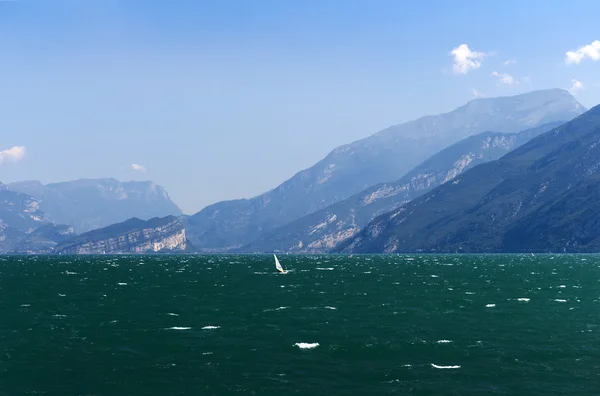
[
  {"left": 335, "top": 104, "right": 600, "bottom": 254},
  {"left": 187, "top": 89, "right": 585, "bottom": 252},
  {"left": 53, "top": 215, "right": 190, "bottom": 254},
  {"left": 238, "top": 121, "right": 567, "bottom": 253}
]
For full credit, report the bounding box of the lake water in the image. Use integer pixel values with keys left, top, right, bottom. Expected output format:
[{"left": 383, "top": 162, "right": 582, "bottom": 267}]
[{"left": 2, "top": 254, "right": 599, "bottom": 395}]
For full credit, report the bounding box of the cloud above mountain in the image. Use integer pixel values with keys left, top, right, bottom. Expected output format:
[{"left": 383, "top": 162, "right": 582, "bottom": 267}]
[
  {"left": 491, "top": 71, "right": 518, "bottom": 85},
  {"left": 0, "top": 146, "right": 25, "bottom": 165},
  {"left": 568, "top": 79, "right": 583, "bottom": 94},
  {"left": 131, "top": 163, "right": 147, "bottom": 172},
  {"left": 450, "top": 44, "right": 488, "bottom": 74},
  {"left": 565, "top": 40, "right": 600, "bottom": 64}
]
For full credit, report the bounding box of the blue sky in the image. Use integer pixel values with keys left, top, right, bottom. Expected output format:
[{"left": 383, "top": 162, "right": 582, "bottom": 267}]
[{"left": 1, "top": 0, "right": 599, "bottom": 213}]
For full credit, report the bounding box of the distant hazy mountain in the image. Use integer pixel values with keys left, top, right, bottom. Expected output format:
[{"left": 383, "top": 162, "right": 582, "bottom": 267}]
[
  {"left": 54, "top": 215, "right": 190, "bottom": 254},
  {"left": 240, "top": 121, "right": 565, "bottom": 253},
  {"left": 336, "top": 105, "right": 600, "bottom": 253},
  {"left": 6, "top": 178, "right": 182, "bottom": 233},
  {"left": 0, "top": 183, "right": 74, "bottom": 253},
  {"left": 187, "top": 89, "right": 585, "bottom": 251}
]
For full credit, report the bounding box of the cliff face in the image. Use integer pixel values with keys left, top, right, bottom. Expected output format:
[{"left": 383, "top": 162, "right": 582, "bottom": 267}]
[{"left": 54, "top": 216, "right": 188, "bottom": 254}]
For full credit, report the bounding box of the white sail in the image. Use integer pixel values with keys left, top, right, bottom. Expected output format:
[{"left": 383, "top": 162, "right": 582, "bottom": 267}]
[{"left": 274, "top": 254, "right": 285, "bottom": 273}]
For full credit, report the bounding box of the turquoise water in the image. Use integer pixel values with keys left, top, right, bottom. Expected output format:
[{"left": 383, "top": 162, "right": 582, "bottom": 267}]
[{"left": 2, "top": 254, "right": 600, "bottom": 395}]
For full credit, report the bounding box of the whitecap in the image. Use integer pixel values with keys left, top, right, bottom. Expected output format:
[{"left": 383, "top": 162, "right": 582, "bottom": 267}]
[
  {"left": 165, "top": 327, "right": 191, "bottom": 330},
  {"left": 486, "top": 304, "right": 496, "bottom": 308},
  {"left": 437, "top": 340, "right": 453, "bottom": 344},
  {"left": 294, "top": 342, "right": 319, "bottom": 349},
  {"left": 517, "top": 298, "right": 530, "bottom": 302},
  {"left": 166, "top": 313, "right": 179, "bottom": 316},
  {"left": 117, "top": 282, "right": 127, "bottom": 286},
  {"left": 554, "top": 299, "right": 567, "bottom": 303},
  {"left": 202, "top": 325, "right": 220, "bottom": 330},
  {"left": 431, "top": 363, "right": 460, "bottom": 369},
  {"left": 316, "top": 268, "right": 334, "bottom": 271},
  {"left": 324, "top": 306, "right": 337, "bottom": 310}
]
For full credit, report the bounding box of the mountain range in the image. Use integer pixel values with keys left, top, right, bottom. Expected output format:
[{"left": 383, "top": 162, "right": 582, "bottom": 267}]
[
  {"left": 1, "top": 88, "right": 595, "bottom": 255},
  {"left": 5, "top": 178, "right": 182, "bottom": 233},
  {"left": 336, "top": 104, "right": 600, "bottom": 253},
  {"left": 186, "top": 88, "right": 584, "bottom": 252},
  {"left": 239, "top": 121, "right": 566, "bottom": 253}
]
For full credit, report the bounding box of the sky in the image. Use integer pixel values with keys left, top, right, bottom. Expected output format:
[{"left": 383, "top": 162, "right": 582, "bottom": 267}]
[{"left": 1, "top": 0, "right": 599, "bottom": 214}]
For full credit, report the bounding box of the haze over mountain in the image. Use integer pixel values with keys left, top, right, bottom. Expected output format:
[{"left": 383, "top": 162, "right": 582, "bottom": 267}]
[
  {"left": 186, "top": 89, "right": 585, "bottom": 251},
  {"left": 0, "top": 183, "right": 74, "bottom": 253},
  {"left": 336, "top": 104, "right": 600, "bottom": 254},
  {"left": 240, "top": 121, "right": 566, "bottom": 253},
  {"left": 6, "top": 178, "right": 182, "bottom": 234}
]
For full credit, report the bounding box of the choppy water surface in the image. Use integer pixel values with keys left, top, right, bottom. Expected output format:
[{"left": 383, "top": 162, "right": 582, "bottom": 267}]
[{"left": 2, "top": 254, "right": 600, "bottom": 395}]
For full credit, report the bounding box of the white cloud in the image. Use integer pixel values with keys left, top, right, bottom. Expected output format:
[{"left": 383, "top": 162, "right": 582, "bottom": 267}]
[
  {"left": 131, "top": 163, "right": 146, "bottom": 172},
  {"left": 0, "top": 146, "right": 25, "bottom": 165},
  {"left": 503, "top": 59, "right": 516, "bottom": 66},
  {"left": 450, "top": 44, "right": 488, "bottom": 75},
  {"left": 565, "top": 40, "right": 600, "bottom": 64},
  {"left": 472, "top": 89, "right": 484, "bottom": 98},
  {"left": 568, "top": 79, "right": 583, "bottom": 95},
  {"left": 491, "top": 71, "right": 518, "bottom": 85}
]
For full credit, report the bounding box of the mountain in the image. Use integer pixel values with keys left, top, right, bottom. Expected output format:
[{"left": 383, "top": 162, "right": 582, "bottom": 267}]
[
  {"left": 336, "top": 105, "right": 600, "bottom": 254},
  {"left": 239, "top": 121, "right": 565, "bottom": 253},
  {"left": 53, "top": 215, "right": 190, "bottom": 254},
  {"left": 187, "top": 89, "right": 586, "bottom": 251},
  {"left": 0, "top": 182, "right": 48, "bottom": 230},
  {"left": 0, "top": 183, "right": 74, "bottom": 253},
  {"left": 6, "top": 178, "right": 182, "bottom": 233}
]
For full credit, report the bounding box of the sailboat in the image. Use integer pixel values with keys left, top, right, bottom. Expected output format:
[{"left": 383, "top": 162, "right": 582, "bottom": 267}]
[{"left": 274, "top": 254, "right": 287, "bottom": 274}]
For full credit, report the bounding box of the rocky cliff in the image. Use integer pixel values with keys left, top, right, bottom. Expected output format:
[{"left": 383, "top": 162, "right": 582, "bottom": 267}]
[
  {"left": 54, "top": 215, "right": 189, "bottom": 254},
  {"left": 187, "top": 89, "right": 586, "bottom": 251}
]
